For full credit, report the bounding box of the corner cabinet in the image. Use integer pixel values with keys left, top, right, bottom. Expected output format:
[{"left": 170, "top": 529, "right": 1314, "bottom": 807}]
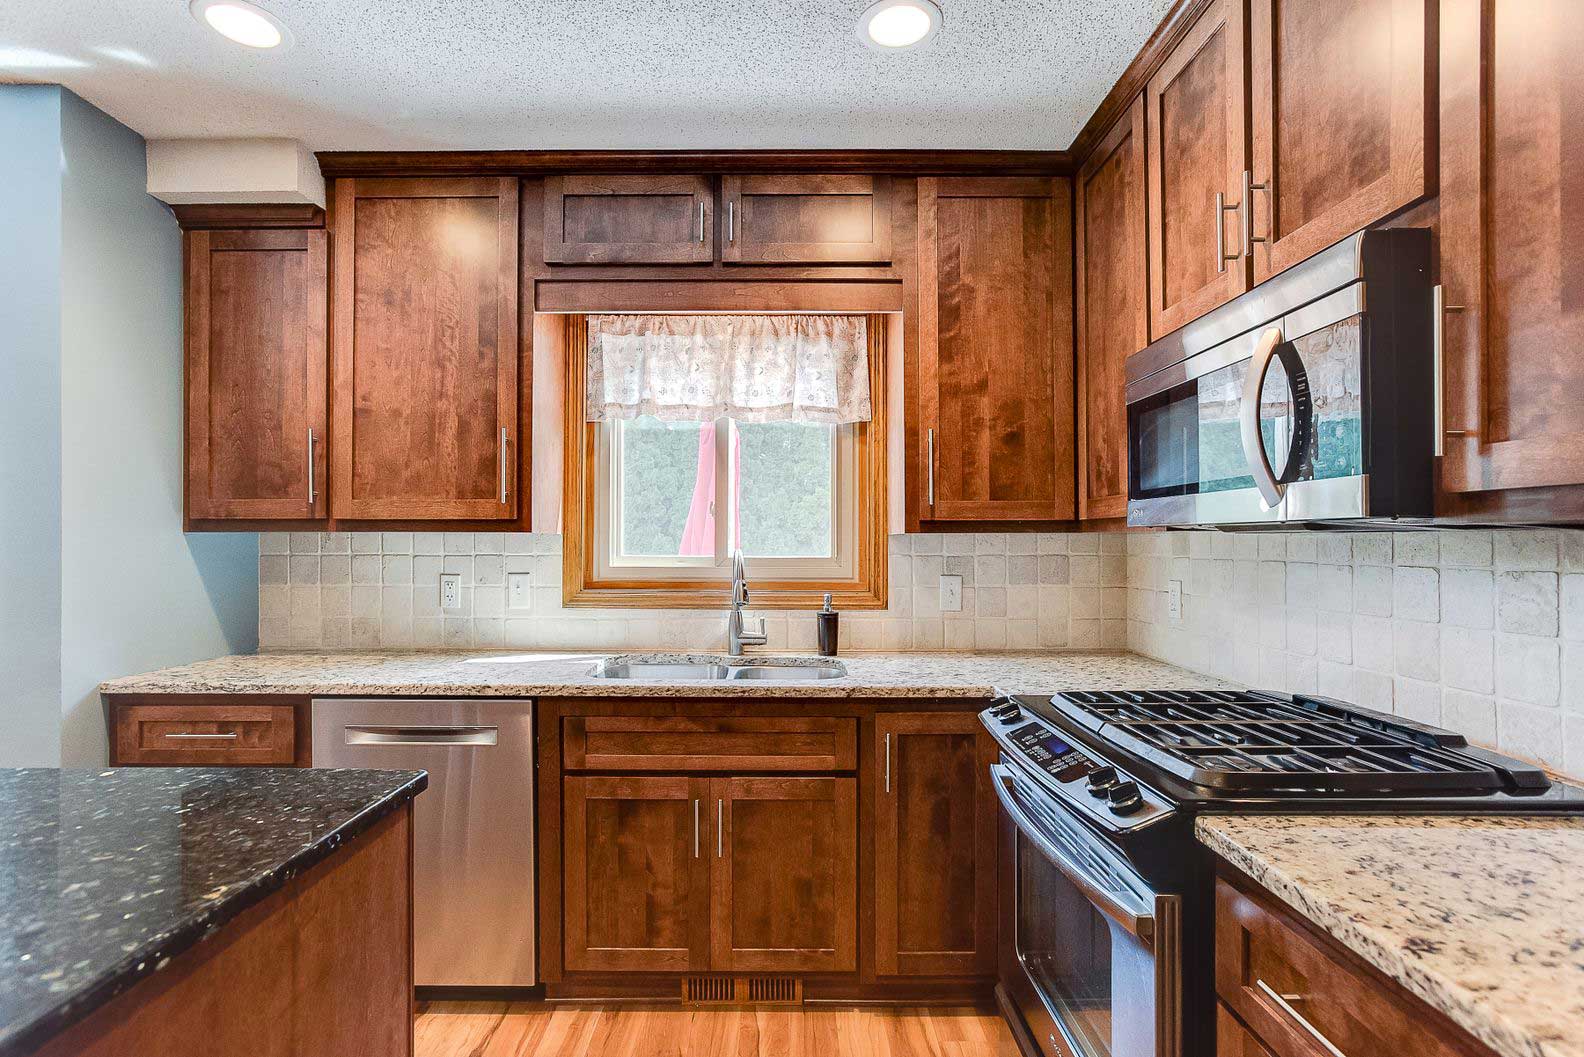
[
  {"left": 184, "top": 227, "right": 329, "bottom": 523},
  {"left": 917, "top": 176, "right": 1076, "bottom": 523},
  {"left": 331, "top": 177, "right": 521, "bottom": 521}
]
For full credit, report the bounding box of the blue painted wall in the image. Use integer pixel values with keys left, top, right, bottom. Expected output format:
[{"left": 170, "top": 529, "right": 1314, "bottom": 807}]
[{"left": 0, "top": 85, "right": 258, "bottom": 766}]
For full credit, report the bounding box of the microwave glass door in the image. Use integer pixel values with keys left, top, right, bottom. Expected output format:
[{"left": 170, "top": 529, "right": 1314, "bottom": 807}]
[{"left": 1288, "top": 314, "right": 1365, "bottom": 485}]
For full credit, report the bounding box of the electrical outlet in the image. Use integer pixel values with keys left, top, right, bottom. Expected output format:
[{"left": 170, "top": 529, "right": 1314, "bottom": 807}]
[
  {"left": 939, "top": 574, "right": 963, "bottom": 612},
  {"left": 507, "top": 571, "right": 532, "bottom": 610},
  {"left": 440, "top": 573, "right": 462, "bottom": 610},
  {"left": 1167, "top": 579, "right": 1184, "bottom": 623}
]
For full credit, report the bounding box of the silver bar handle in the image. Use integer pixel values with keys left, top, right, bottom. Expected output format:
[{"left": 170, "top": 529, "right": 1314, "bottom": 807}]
[
  {"left": 716, "top": 798, "right": 724, "bottom": 858},
  {"left": 698, "top": 201, "right": 706, "bottom": 243},
  {"left": 306, "top": 427, "right": 317, "bottom": 507},
  {"left": 164, "top": 732, "right": 238, "bottom": 740},
  {"left": 926, "top": 428, "right": 936, "bottom": 508},
  {"left": 693, "top": 798, "right": 700, "bottom": 858},
  {"left": 884, "top": 732, "right": 892, "bottom": 793},
  {"left": 1242, "top": 169, "right": 1269, "bottom": 257},
  {"left": 343, "top": 725, "right": 499, "bottom": 746},
  {"left": 1215, "top": 191, "right": 1241, "bottom": 273},
  {"left": 1255, "top": 979, "right": 1348, "bottom": 1057},
  {"left": 499, "top": 427, "right": 509, "bottom": 504},
  {"left": 1433, "top": 284, "right": 1470, "bottom": 455},
  {"left": 727, "top": 201, "right": 735, "bottom": 243}
]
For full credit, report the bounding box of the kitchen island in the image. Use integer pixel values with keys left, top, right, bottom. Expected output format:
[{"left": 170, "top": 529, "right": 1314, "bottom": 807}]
[{"left": 0, "top": 767, "right": 425, "bottom": 1057}]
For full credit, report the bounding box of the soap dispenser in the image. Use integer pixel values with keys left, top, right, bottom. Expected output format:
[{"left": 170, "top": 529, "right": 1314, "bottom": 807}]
[{"left": 817, "top": 593, "right": 840, "bottom": 657}]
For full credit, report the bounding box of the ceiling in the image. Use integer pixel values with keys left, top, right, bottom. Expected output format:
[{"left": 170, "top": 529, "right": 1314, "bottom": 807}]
[{"left": 2, "top": 0, "right": 1173, "bottom": 152}]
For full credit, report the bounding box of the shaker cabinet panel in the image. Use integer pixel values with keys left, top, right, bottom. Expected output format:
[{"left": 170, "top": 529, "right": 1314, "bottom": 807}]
[
  {"left": 331, "top": 177, "right": 520, "bottom": 520},
  {"left": 917, "top": 176, "right": 1075, "bottom": 522},
  {"left": 721, "top": 175, "right": 891, "bottom": 263},
  {"left": 1248, "top": 0, "right": 1431, "bottom": 281},
  {"left": 185, "top": 228, "right": 328, "bottom": 522},
  {"left": 544, "top": 174, "right": 714, "bottom": 264},
  {"left": 1145, "top": 0, "right": 1250, "bottom": 337},
  {"left": 1076, "top": 96, "right": 1149, "bottom": 521},
  {"left": 1439, "top": 0, "right": 1584, "bottom": 495}
]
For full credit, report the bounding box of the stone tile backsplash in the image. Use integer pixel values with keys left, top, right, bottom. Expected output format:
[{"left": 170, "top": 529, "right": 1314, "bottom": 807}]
[
  {"left": 1124, "top": 528, "right": 1584, "bottom": 776},
  {"left": 257, "top": 531, "right": 1129, "bottom": 656}
]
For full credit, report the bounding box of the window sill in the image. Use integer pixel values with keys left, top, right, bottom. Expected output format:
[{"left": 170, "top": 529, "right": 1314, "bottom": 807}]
[{"left": 561, "top": 578, "right": 888, "bottom": 611}]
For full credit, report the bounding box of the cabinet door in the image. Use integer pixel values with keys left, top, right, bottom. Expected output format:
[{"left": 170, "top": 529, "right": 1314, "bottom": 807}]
[
  {"left": 1076, "top": 97, "right": 1149, "bottom": 521},
  {"left": 543, "top": 175, "right": 713, "bottom": 264},
  {"left": 186, "top": 228, "right": 328, "bottom": 521},
  {"left": 918, "top": 177, "right": 1075, "bottom": 521},
  {"left": 331, "top": 177, "right": 519, "bottom": 520},
  {"left": 721, "top": 175, "right": 891, "bottom": 263},
  {"left": 562, "top": 775, "right": 708, "bottom": 973},
  {"left": 1440, "top": 0, "right": 1584, "bottom": 494},
  {"left": 873, "top": 714, "right": 997, "bottom": 977},
  {"left": 1248, "top": 0, "right": 1430, "bottom": 281},
  {"left": 709, "top": 776, "right": 857, "bottom": 973},
  {"left": 1145, "top": 0, "right": 1249, "bottom": 337}
]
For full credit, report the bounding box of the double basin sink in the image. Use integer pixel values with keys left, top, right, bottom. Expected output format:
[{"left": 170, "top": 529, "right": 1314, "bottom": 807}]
[{"left": 589, "top": 656, "right": 847, "bottom": 681}]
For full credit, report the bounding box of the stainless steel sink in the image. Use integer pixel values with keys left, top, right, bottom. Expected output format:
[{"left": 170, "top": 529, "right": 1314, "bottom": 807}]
[{"left": 589, "top": 657, "right": 846, "bottom": 681}]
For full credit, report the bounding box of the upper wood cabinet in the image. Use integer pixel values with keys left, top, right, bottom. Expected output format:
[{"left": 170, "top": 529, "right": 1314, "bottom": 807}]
[
  {"left": 917, "top": 176, "right": 1075, "bottom": 522},
  {"left": 1439, "top": 0, "right": 1584, "bottom": 496},
  {"left": 1146, "top": 0, "right": 1249, "bottom": 338},
  {"left": 722, "top": 175, "right": 892, "bottom": 263},
  {"left": 1247, "top": 0, "right": 1430, "bottom": 281},
  {"left": 1076, "top": 97, "right": 1149, "bottom": 522},
  {"left": 331, "top": 177, "right": 520, "bottom": 521},
  {"left": 543, "top": 174, "right": 714, "bottom": 264},
  {"left": 873, "top": 714, "right": 996, "bottom": 977},
  {"left": 185, "top": 228, "right": 328, "bottom": 522}
]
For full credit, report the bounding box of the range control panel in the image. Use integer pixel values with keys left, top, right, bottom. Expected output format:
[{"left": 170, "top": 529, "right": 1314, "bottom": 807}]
[{"left": 981, "top": 697, "right": 1172, "bottom": 832}]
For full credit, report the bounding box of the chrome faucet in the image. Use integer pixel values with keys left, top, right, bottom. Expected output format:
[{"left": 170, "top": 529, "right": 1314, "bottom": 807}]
[{"left": 727, "top": 549, "right": 767, "bottom": 656}]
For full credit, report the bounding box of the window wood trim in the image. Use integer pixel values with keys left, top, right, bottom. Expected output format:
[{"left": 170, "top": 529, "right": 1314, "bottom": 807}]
[{"left": 562, "top": 314, "right": 888, "bottom": 610}]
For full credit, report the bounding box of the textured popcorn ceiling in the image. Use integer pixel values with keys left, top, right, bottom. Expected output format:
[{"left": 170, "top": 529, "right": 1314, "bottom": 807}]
[{"left": 2, "top": 0, "right": 1174, "bottom": 150}]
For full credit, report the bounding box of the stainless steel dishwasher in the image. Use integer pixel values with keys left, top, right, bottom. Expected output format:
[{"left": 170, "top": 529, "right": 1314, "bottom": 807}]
[{"left": 311, "top": 698, "right": 536, "bottom": 987}]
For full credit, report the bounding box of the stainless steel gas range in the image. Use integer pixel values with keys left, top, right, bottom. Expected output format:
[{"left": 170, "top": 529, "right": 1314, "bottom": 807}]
[{"left": 981, "top": 689, "right": 1584, "bottom": 1057}]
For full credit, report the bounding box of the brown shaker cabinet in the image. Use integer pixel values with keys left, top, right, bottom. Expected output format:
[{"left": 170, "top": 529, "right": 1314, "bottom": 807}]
[
  {"left": 185, "top": 228, "right": 328, "bottom": 522},
  {"left": 721, "top": 175, "right": 892, "bottom": 264},
  {"left": 873, "top": 714, "right": 997, "bottom": 977},
  {"left": 1075, "top": 96, "right": 1149, "bottom": 521},
  {"left": 917, "top": 176, "right": 1075, "bottom": 522},
  {"left": 331, "top": 177, "right": 520, "bottom": 521},
  {"left": 1439, "top": 0, "right": 1584, "bottom": 495},
  {"left": 1145, "top": 0, "right": 1249, "bottom": 338},
  {"left": 543, "top": 174, "right": 714, "bottom": 264},
  {"left": 1247, "top": 0, "right": 1431, "bottom": 282}
]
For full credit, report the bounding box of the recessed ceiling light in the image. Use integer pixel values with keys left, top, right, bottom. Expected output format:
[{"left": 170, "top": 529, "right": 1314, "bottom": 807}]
[
  {"left": 190, "top": 0, "right": 291, "bottom": 49},
  {"left": 858, "top": 0, "right": 943, "bottom": 50}
]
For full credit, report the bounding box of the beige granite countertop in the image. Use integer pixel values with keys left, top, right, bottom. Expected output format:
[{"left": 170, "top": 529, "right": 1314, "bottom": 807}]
[
  {"left": 1198, "top": 815, "right": 1584, "bottom": 1057},
  {"left": 99, "top": 649, "right": 1230, "bottom": 698}
]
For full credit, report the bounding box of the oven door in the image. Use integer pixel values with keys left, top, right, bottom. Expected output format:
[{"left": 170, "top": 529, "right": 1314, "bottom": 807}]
[
  {"left": 1125, "top": 285, "right": 1369, "bottom": 527},
  {"left": 993, "top": 763, "right": 1181, "bottom": 1057}
]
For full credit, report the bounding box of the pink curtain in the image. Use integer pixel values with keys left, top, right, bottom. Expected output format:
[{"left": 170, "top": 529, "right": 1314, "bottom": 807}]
[{"left": 677, "top": 424, "right": 741, "bottom": 556}]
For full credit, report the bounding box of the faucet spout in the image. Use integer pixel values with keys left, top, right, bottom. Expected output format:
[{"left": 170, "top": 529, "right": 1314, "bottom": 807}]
[{"left": 727, "top": 548, "right": 768, "bottom": 656}]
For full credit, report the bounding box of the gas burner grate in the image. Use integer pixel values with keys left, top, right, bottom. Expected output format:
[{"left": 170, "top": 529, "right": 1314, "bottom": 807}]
[{"left": 1051, "top": 690, "right": 1511, "bottom": 793}]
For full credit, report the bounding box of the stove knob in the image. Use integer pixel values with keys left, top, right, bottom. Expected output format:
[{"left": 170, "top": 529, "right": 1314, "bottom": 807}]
[
  {"left": 997, "top": 708, "right": 1024, "bottom": 725},
  {"left": 1085, "top": 765, "right": 1119, "bottom": 795},
  {"left": 1106, "top": 781, "right": 1145, "bottom": 815}
]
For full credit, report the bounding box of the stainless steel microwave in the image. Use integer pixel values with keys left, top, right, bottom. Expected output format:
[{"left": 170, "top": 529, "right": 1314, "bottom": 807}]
[{"left": 1125, "top": 229, "right": 1433, "bottom": 528}]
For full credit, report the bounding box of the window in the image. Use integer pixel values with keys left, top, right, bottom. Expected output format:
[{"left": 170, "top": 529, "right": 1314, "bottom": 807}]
[{"left": 564, "top": 315, "right": 888, "bottom": 609}]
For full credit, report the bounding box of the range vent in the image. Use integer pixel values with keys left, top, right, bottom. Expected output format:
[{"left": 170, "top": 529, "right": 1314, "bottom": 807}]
[
  {"left": 682, "top": 976, "right": 734, "bottom": 1003},
  {"left": 746, "top": 976, "right": 801, "bottom": 1004},
  {"left": 680, "top": 976, "right": 803, "bottom": 1006}
]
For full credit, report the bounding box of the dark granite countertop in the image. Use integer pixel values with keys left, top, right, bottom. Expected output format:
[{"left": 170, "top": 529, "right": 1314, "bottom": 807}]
[{"left": 0, "top": 767, "right": 426, "bottom": 1057}]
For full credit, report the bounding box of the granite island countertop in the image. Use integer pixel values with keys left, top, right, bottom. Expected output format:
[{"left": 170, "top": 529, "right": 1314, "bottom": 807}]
[
  {"left": 98, "top": 649, "right": 1232, "bottom": 698},
  {"left": 0, "top": 767, "right": 426, "bottom": 1057},
  {"left": 1197, "top": 814, "right": 1584, "bottom": 1057}
]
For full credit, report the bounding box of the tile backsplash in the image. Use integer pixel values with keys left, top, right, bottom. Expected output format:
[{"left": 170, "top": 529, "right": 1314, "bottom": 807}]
[
  {"left": 258, "top": 531, "right": 1129, "bottom": 655},
  {"left": 1125, "top": 528, "right": 1584, "bottom": 776}
]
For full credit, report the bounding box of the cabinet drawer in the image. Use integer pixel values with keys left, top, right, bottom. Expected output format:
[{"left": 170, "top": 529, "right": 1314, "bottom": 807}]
[
  {"left": 1215, "top": 878, "right": 1469, "bottom": 1057},
  {"left": 114, "top": 704, "right": 298, "bottom": 766},
  {"left": 563, "top": 716, "right": 857, "bottom": 772}
]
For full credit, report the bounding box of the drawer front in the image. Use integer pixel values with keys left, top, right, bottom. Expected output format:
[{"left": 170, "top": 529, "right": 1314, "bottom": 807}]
[
  {"left": 115, "top": 704, "right": 298, "bottom": 766},
  {"left": 563, "top": 716, "right": 857, "bottom": 772},
  {"left": 1215, "top": 879, "right": 1468, "bottom": 1057}
]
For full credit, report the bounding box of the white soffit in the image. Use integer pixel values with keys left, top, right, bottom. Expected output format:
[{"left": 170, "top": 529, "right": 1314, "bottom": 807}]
[{"left": 146, "top": 137, "right": 325, "bottom": 206}]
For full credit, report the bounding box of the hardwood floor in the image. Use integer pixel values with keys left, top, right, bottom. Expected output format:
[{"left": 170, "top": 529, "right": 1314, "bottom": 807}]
[{"left": 414, "top": 1001, "right": 1022, "bottom": 1057}]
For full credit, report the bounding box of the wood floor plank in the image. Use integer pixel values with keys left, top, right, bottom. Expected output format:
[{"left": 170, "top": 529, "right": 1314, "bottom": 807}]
[{"left": 413, "top": 1002, "right": 1017, "bottom": 1057}]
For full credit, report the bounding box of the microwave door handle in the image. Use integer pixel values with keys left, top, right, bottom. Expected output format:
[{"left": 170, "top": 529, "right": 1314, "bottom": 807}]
[
  {"left": 990, "top": 764, "right": 1156, "bottom": 944},
  {"left": 1239, "top": 326, "right": 1313, "bottom": 510}
]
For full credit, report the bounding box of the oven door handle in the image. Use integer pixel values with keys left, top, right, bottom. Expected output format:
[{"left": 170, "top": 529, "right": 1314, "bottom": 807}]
[
  {"left": 1239, "top": 325, "right": 1312, "bottom": 510},
  {"left": 990, "top": 764, "right": 1156, "bottom": 945}
]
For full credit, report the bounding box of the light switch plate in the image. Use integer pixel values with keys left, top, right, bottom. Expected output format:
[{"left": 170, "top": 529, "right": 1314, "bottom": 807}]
[
  {"left": 939, "top": 574, "right": 963, "bottom": 612},
  {"left": 440, "top": 573, "right": 462, "bottom": 610},
  {"left": 1167, "top": 579, "right": 1184, "bottom": 623},
  {"left": 507, "top": 571, "right": 532, "bottom": 610}
]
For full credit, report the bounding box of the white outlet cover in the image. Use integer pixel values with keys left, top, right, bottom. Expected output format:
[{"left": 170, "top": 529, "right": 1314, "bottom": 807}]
[
  {"left": 1167, "top": 579, "right": 1184, "bottom": 623},
  {"left": 939, "top": 574, "right": 963, "bottom": 613},
  {"left": 440, "top": 573, "right": 462, "bottom": 610},
  {"left": 507, "top": 571, "right": 532, "bottom": 610}
]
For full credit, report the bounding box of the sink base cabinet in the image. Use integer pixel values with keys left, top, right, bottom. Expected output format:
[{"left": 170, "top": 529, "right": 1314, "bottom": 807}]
[{"left": 539, "top": 698, "right": 998, "bottom": 1002}]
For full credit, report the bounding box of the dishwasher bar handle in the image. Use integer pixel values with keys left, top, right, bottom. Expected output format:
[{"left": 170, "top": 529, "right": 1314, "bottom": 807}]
[{"left": 343, "top": 725, "right": 499, "bottom": 746}]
